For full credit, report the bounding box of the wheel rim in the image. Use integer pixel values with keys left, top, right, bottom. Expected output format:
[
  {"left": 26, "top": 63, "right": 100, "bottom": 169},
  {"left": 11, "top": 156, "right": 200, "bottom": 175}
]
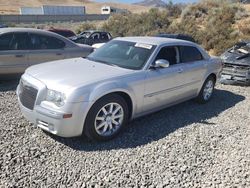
[
  {"left": 203, "top": 80, "right": 214, "bottom": 101},
  {"left": 94, "top": 102, "right": 124, "bottom": 137}
]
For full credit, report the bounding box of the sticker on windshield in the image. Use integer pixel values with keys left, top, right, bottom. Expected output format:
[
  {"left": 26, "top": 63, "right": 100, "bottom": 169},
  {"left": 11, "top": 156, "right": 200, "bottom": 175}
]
[{"left": 135, "top": 43, "right": 153, "bottom": 50}]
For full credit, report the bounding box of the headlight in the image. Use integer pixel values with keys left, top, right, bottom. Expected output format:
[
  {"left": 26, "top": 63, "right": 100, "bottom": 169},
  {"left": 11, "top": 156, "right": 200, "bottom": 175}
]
[{"left": 46, "top": 89, "right": 66, "bottom": 107}]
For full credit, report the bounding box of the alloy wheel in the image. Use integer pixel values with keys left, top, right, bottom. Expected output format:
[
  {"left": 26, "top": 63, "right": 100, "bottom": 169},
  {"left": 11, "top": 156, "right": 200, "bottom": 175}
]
[
  {"left": 94, "top": 102, "right": 124, "bottom": 137},
  {"left": 203, "top": 80, "right": 214, "bottom": 101}
]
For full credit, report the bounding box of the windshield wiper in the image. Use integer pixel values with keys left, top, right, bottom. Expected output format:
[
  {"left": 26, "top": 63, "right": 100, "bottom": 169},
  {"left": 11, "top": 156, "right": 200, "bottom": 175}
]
[
  {"left": 106, "top": 63, "right": 120, "bottom": 67},
  {"left": 85, "top": 57, "right": 104, "bottom": 63},
  {"left": 86, "top": 57, "right": 118, "bottom": 67}
]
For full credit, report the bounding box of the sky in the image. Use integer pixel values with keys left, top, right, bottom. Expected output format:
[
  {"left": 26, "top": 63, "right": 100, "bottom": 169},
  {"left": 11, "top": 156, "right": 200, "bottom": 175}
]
[{"left": 95, "top": 0, "right": 198, "bottom": 4}]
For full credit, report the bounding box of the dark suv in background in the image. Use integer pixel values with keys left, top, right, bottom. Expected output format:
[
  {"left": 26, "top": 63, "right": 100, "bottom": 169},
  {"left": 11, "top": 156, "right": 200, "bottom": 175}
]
[
  {"left": 69, "top": 30, "right": 112, "bottom": 45},
  {"left": 220, "top": 40, "right": 250, "bottom": 85},
  {"left": 155, "top": 33, "right": 196, "bottom": 43},
  {"left": 47, "top": 28, "right": 76, "bottom": 38}
]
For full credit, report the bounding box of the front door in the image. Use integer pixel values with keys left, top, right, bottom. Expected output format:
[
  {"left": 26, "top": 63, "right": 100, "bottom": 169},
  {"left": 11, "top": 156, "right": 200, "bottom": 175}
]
[{"left": 144, "top": 46, "right": 187, "bottom": 112}]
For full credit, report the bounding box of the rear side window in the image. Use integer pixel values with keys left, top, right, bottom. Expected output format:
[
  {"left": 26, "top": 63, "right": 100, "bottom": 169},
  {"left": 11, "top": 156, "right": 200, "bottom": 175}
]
[
  {"left": 29, "top": 34, "right": 65, "bottom": 50},
  {"left": 0, "top": 33, "right": 13, "bottom": 50},
  {"left": 179, "top": 46, "right": 203, "bottom": 63},
  {"left": 101, "top": 33, "right": 109, "bottom": 40}
]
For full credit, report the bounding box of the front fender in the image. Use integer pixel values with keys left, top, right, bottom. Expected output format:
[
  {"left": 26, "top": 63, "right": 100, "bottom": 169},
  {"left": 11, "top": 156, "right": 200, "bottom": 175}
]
[
  {"left": 88, "top": 81, "right": 137, "bottom": 117},
  {"left": 68, "top": 80, "right": 137, "bottom": 117}
]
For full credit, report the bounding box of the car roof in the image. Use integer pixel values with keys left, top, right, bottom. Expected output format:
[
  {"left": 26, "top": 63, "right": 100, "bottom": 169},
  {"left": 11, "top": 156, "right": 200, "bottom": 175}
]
[
  {"left": 0, "top": 27, "right": 58, "bottom": 35},
  {"left": 48, "top": 28, "right": 74, "bottom": 32},
  {"left": 0, "top": 27, "right": 78, "bottom": 47},
  {"left": 82, "top": 30, "right": 109, "bottom": 33},
  {"left": 115, "top": 36, "right": 195, "bottom": 46},
  {"left": 115, "top": 36, "right": 210, "bottom": 60},
  {"left": 0, "top": 27, "right": 73, "bottom": 38},
  {"left": 155, "top": 34, "right": 196, "bottom": 42},
  {"left": 157, "top": 34, "right": 179, "bottom": 37}
]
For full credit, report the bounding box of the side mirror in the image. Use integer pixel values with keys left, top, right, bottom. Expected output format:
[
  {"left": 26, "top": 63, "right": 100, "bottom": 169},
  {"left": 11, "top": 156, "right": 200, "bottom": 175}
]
[{"left": 151, "top": 59, "right": 170, "bottom": 69}]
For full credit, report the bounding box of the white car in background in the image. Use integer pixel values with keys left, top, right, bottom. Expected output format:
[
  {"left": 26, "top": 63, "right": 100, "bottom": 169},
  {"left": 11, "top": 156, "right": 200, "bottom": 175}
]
[{"left": 92, "top": 43, "right": 105, "bottom": 49}]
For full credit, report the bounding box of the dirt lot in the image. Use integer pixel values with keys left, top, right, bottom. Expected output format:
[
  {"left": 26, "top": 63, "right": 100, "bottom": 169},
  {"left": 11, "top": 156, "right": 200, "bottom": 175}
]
[{"left": 0, "top": 80, "right": 249, "bottom": 187}]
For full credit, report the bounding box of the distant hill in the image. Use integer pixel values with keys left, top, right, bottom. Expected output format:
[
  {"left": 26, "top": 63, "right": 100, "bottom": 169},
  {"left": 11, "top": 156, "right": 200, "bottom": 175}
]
[
  {"left": 134, "top": 0, "right": 166, "bottom": 7},
  {"left": 0, "top": 0, "right": 151, "bottom": 14}
]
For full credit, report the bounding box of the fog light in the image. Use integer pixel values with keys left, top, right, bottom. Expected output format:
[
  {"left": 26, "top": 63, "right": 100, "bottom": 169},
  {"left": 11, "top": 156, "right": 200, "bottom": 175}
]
[{"left": 48, "top": 124, "right": 54, "bottom": 131}]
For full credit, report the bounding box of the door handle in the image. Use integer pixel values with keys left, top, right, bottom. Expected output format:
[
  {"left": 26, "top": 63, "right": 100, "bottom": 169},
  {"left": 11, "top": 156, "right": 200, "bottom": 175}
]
[
  {"left": 177, "top": 68, "right": 184, "bottom": 73},
  {"left": 15, "top": 54, "right": 24, "bottom": 58},
  {"left": 56, "top": 53, "right": 62, "bottom": 56}
]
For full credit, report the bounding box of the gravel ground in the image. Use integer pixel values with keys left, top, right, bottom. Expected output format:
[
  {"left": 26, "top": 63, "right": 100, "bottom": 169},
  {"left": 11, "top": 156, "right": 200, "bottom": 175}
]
[{"left": 0, "top": 80, "right": 249, "bottom": 188}]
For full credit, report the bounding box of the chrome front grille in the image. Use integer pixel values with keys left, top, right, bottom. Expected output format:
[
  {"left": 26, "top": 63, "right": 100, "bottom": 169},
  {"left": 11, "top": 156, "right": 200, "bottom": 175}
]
[
  {"left": 222, "top": 64, "right": 250, "bottom": 77},
  {"left": 19, "top": 81, "right": 38, "bottom": 110}
]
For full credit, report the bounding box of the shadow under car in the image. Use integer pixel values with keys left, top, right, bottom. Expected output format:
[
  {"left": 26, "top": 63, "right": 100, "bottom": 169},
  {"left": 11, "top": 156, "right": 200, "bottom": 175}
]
[{"left": 47, "top": 88, "right": 245, "bottom": 151}]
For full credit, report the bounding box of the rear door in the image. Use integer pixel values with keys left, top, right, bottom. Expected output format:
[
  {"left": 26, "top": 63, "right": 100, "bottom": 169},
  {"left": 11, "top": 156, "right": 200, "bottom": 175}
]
[
  {"left": 28, "top": 33, "right": 66, "bottom": 66},
  {"left": 177, "top": 45, "right": 208, "bottom": 96},
  {"left": 0, "top": 32, "right": 29, "bottom": 74}
]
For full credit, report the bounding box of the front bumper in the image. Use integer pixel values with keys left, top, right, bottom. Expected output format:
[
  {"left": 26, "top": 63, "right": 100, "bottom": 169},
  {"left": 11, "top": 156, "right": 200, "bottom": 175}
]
[
  {"left": 220, "top": 75, "right": 250, "bottom": 85},
  {"left": 18, "top": 96, "right": 90, "bottom": 137},
  {"left": 220, "top": 63, "right": 250, "bottom": 85},
  {"left": 17, "top": 74, "right": 91, "bottom": 138}
]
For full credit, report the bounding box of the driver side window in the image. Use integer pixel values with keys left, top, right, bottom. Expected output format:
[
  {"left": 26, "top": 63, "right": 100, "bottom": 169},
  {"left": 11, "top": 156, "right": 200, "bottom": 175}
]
[{"left": 155, "top": 46, "right": 179, "bottom": 66}]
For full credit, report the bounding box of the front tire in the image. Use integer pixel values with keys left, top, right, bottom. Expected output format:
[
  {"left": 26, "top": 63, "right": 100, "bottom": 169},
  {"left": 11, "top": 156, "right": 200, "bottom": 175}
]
[
  {"left": 196, "top": 76, "right": 215, "bottom": 104},
  {"left": 84, "top": 94, "right": 129, "bottom": 141}
]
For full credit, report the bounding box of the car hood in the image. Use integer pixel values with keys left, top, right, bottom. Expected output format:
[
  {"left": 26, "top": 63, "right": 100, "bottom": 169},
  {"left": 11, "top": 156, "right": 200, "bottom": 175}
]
[
  {"left": 26, "top": 58, "right": 133, "bottom": 90},
  {"left": 221, "top": 50, "right": 250, "bottom": 66}
]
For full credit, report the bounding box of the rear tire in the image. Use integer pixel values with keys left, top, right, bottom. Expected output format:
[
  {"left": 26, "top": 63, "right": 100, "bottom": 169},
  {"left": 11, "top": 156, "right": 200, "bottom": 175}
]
[
  {"left": 83, "top": 94, "right": 129, "bottom": 141},
  {"left": 196, "top": 76, "right": 215, "bottom": 104}
]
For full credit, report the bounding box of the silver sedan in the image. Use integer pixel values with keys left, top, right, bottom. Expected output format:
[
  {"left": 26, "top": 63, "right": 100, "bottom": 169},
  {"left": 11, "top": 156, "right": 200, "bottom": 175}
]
[
  {"left": 17, "top": 37, "right": 222, "bottom": 141},
  {"left": 0, "top": 28, "right": 93, "bottom": 76}
]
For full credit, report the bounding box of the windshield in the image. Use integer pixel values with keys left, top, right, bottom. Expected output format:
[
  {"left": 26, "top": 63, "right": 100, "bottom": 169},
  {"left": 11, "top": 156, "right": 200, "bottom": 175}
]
[
  {"left": 80, "top": 32, "right": 91, "bottom": 38},
  {"left": 230, "top": 42, "right": 250, "bottom": 54},
  {"left": 87, "top": 40, "right": 156, "bottom": 70}
]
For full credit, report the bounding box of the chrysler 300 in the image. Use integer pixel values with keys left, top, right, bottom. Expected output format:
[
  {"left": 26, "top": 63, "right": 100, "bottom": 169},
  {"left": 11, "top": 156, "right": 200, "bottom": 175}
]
[{"left": 17, "top": 37, "right": 222, "bottom": 141}]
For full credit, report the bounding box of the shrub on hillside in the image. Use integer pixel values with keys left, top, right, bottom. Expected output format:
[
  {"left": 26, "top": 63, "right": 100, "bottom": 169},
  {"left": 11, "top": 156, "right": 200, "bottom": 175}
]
[
  {"left": 75, "top": 22, "right": 97, "bottom": 34},
  {"left": 177, "top": 0, "right": 242, "bottom": 54},
  {"left": 238, "top": 18, "right": 250, "bottom": 35},
  {"left": 164, "top": 0, "right": 183, "bottom": 18},
  {"left": 102, "top": 9, "right": 170, "bottom": 37},
  {"left": 93, "top": 0, "right": 247, "bottom": 55},
  {"left": 167, "top": 17, "right": 200, "bottom": 42},
  {"left": 200, "top": 5, "right": 240, "bottom": 54}
]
